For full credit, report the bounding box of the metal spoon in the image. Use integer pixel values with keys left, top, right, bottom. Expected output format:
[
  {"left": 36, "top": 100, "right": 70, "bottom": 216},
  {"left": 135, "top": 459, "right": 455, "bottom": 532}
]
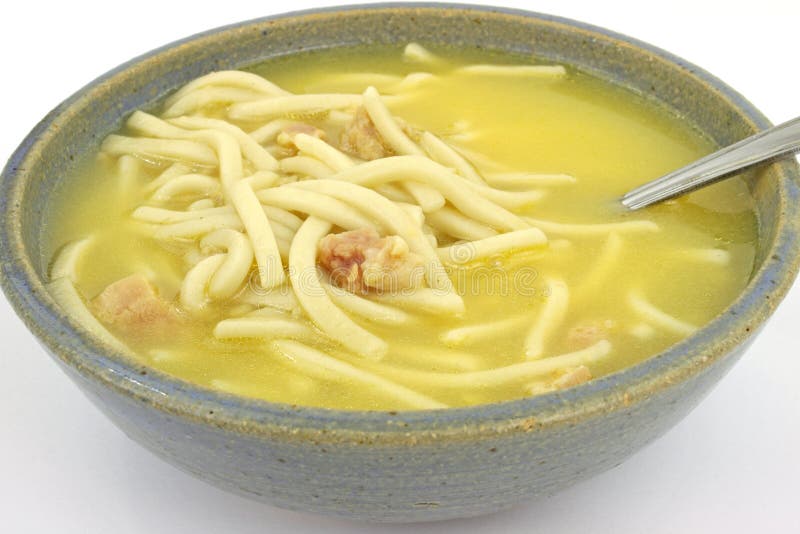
[{"left": 621, "top": 116, "right": 800, "bottom": 210}]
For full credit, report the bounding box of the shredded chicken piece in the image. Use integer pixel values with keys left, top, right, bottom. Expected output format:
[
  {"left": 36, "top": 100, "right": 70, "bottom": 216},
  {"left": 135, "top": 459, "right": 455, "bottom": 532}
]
[
  {"left": 282, "top": 122, "right": 326, "bottom": 140},
  {"left": 92, "top": 274, "right": 177, "bottom": 334},
  {"left": 339, "top": 107, "right": 394, "bottom": 160},
  {"left": 275, "top": 123, "right": 327, "bottom": 152},
  {"left": 318, "top": 228, "right": 425, "bottom": 293},
  {"left": 552, "top": 366, "right": 593, "bottom": 389},
  {"left": 565, "top": 319, "right": 616, "bottom": 350}
]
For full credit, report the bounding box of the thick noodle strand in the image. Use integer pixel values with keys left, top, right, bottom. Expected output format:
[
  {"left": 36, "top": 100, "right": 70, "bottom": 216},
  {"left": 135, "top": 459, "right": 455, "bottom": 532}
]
[{"left": 273, "top": 340, "right": 447, "bottom": 409}]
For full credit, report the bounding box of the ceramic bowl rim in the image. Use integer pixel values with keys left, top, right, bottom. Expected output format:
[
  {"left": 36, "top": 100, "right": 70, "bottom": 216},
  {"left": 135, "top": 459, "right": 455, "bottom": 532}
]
[{"left": 2, "top": 2, "right": 799, "bottom": 438}]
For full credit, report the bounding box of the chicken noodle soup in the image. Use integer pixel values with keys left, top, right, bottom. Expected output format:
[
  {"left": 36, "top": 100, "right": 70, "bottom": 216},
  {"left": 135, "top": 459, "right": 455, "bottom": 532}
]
[{"left": 44, "top": 44, "right": 758, "bottom": 410}]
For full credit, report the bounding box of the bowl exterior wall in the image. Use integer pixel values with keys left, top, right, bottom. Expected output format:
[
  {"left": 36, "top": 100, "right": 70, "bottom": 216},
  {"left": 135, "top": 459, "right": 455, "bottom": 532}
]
[{"left": 50, "top": 337, "right": 752, "bottom": 522}]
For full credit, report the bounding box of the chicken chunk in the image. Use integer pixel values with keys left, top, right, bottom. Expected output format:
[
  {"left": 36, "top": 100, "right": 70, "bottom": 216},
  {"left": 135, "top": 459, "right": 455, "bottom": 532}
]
[
  {"left": 339, "top": 107, "right": 394, "bottom": 160},
  {"left": 285, "top": 122, "right": 326, "bottom": 138},
  {"left": 278, "top": 122, "right": 327, "bottom": 143},
  {"left": 565, "top": 319, "right": 616, "bottom": 350},
  {"left": 92, "top": 274, "right": 177, "bottom": 335},
  {"left": 318, "top": 228, "right": 425, "bottom": 293},
  {"left": 275, "top": 122, "right": 327, "bottom": 156}
]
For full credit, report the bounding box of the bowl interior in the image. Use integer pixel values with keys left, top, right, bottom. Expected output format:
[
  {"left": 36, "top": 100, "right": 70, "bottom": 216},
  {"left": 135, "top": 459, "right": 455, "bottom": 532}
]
[{"left": 2, "top": 4, "right": 799, "bottom": 431}]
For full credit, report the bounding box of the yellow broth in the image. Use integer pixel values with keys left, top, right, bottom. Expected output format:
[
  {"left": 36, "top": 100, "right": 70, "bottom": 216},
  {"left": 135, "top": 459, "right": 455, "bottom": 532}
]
[{"left": 43, "top": 45, "right": 757, "bottom": 410}]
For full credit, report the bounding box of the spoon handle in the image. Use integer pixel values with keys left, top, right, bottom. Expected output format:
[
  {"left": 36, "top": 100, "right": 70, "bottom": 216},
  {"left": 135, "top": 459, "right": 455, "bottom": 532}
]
[{"left": 621, "top": 115, "right": 800, "bottom": 210}]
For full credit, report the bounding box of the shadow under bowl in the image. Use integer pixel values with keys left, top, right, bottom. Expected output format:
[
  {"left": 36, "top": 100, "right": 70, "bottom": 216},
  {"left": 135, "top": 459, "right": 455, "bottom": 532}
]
[{"left": 1, "top": 3, "right": 799, "bottom": 523}]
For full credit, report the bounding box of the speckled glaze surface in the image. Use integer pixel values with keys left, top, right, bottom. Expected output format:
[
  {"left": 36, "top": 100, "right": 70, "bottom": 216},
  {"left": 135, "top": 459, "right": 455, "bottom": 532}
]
[{"left": 2, "top": 3, "right": 799, "bottom": 523}]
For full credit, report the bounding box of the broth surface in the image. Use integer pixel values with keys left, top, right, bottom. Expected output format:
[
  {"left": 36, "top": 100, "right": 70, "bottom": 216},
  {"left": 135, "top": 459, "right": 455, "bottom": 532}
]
[{"left": 44, "top": 45, "right": 757, "bottom": 409}]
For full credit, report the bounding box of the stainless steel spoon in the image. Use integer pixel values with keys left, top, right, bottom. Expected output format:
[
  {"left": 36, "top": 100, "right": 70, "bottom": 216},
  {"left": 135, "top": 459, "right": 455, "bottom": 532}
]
[{"left": 621, "top": 116, "right": 800, "bottom": 210}]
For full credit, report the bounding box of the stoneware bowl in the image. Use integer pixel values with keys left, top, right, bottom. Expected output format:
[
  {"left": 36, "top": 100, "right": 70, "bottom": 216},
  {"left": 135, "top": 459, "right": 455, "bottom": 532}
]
[{"left": 1, "top": 3, "right": 799, "bottom": 523}]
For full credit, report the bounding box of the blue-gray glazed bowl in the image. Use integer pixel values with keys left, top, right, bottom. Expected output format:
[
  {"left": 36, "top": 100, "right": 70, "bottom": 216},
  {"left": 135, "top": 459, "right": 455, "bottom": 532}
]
[{"left": 1, "top": 3, "right": 799, "bottom": 523}]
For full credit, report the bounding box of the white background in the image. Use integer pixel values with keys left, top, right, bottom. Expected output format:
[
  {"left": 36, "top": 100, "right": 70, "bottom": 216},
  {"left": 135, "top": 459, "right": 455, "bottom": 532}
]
[{"left": 1, "top": 1, "right": 799, "bottom": 532}]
